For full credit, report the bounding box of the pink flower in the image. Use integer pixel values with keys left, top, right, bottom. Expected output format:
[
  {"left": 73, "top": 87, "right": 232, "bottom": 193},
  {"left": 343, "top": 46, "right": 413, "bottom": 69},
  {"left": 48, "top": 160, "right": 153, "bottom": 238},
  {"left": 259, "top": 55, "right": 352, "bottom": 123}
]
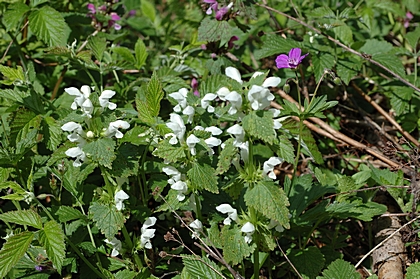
[
  {"left": 191, "top": 78, "right": 200, "bottom": 97},
  {"left": 87, "top": 3, "right": 96, "bottom": 14},
  {"left": 404, "top": 12, "right": 413, "bottom": 28},
  {"left": 109, "top": 12, "right": 122, "bottom": 30},
  {"left": 275, "top": 48, "right": 308, "bottom": 69}
]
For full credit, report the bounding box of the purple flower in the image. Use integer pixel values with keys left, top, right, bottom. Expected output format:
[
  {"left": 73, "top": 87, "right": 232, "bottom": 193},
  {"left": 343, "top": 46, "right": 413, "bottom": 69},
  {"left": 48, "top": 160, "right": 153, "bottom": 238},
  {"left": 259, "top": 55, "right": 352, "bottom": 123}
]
[
  {"left": 404, "top": 12, "right": 413, "bottom": 28},
  {"left": 215, "top": 2, "right": 233, "bottom": 20},
  {"left": 109, "top": 12, "right": 122, "bottom": 30},
  {"left": 87, "top": 3, "right": 96, "bottom": 14},
  {"left": 191, "top": 78, "right": 200, "bottom": 97},
  {"left": 204, "top": 0, "right": 218, "bottom": 15},
  {"left": 35, "top": 265, "right": 46, "bottom": 271},
  {"left": 275, "top": 48, "right": 308, "bottom": 69},
  {"left": 227, "top": 36, "right": 238, "bottom": 49}
]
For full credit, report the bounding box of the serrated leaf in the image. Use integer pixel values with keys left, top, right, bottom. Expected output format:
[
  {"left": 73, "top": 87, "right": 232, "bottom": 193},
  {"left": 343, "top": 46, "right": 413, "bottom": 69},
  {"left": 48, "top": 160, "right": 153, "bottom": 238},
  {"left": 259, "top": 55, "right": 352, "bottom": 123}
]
[
  {"left": 183, "top": 254, "right": 224, "bottom": 279},
  {"left": 55, "top": 206, "right": 85, "bottom": 223},
  {"left": 39, "top": 220, "right": 65, "bottom": 272},
  {"left": 28, "top": 6, "right": 68, "bottom": 46},
  {"left": 336, "top": 58, "right": 360, "bottom": 85},
  {"left": 199, "top": 74, "right": 230, "bottom": 95},
  {"left": 389, "top": 86, "right": 413, "bottom": 115},
  {"left": 113, "top": 46, "right": 135, "bottom": 66},
  {"left": 83, "top": 138, "right": 116, "bottom": 168},
  {"left": 277, "top": 135, "right": 295, "bottom": 163},
  {"left": 254, "top": 35, "right": 301, "bottom": 60},
  {"left": 2, "top": 3, "right": 30, "bottom": 31},
  {"left": 0, "top": 231, "right": 34, "bottom": 278},
  {"left": 188, "top": 163, "right": 218, "bottom": 194},
  {"left": 88, "top": 35, "right": 107, "bottom": 61},
  {"left": 0, "top": 209, "right": 42, "bottom": 229},
  {"left": 152, "top": 140, "right": 186, "bottom": 163},
  {"left": 244, "top": 181, "right": 290, "bottom": 229},
  {"left": 135, "top": 38, "right": 148, "bottom": 69},
  {"left": 373, "top": 53, "right": 406, "bottom": 79},
  {"left": 42, "top": 116, "right": 61, "bottom": 151},
  {"left": 0, "top": 65, "right": 25, "bottom": 85},
  {"left": 216, "top": 138, "right": 236, "bottom": 174},
  {"left": 317, "top": 259, "right": 360, "bottom": 279},
  {"left": 307, "top": 6, "right": 335, "bottom": 18},
  {"left": 406, "top": 28, "right": 420, "bottom": 50},
  {"left": 360, "top": 39, "right": 393, "bottom": 56},
  {"left": 406, "top": 262, "right": 420, "bottom": 279},
  {"left": 0, "top": 88, "right": 27, "bottom": 103},
  {"left": 333, "top": 21, "right": 353, "bottom": 45},
  {"left": 155, "top": 189, "right": 189, "bottom": 212},
  {"left": 198, "top": 17, "right": 233, "bottom": 43},
  {"left": 76, "top": 50, "right": 92, "bottom": 63},
  {"left": 90, "top": 202, "right": 124, "bottom": 239},
  {"left": 141, "top": 0, "right": 156, "bottom": 22},
  {"left": 290, "top": 247, "right": 325, "bottom": 278},
  {"left": 243, "top": 110, "right": 276, "bottom": 144},
  {"left": 221, "top": 225, "right": 256, "bottom": 265},
  {"left": 326, "top": 199, "right": 387, "bottom": 221},
  {"left": 147, "top": 71, "right": 164, "bottom": 117},
  {"left": 312, "top": 53, "right": 335, "bottom": 83}
]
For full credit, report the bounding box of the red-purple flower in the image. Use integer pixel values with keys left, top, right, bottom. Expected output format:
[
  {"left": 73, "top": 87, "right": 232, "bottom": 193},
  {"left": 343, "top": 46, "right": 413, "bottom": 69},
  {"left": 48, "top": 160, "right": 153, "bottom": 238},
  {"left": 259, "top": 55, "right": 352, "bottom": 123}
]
[
  {"left": 191, "top": 78, "right": 200, "bottom": 97},
  {"left": 275, "top": 48, "right": 308, "bottom": 69}
]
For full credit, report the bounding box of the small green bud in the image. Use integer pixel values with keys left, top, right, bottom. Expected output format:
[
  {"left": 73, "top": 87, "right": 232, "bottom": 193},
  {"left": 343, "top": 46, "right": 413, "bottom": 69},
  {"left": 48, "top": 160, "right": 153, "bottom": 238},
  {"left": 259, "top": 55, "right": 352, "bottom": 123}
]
[
  {"left": 333, "top": 77, "right": 342, "bottom": 85},
  {"left": 283, "top": 84, "right": 290, "bottom": 94}
]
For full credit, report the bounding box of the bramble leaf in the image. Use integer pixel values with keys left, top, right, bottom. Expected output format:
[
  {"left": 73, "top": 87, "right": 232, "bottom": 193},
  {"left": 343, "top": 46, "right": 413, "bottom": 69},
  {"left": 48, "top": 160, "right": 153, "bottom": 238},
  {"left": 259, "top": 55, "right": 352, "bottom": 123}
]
[
  {"left": 312, "top": 53, "right": 335, "bottom": 83},
  {"left": 0, "top": 209, "right": 42, "bottom": 229},
  {"left": 39, "top": 220, "right": 66, "bottom": 272},
  {"left": 198, "top": 17, "right": 233, "bottom": 43},
  {"left": 0, "top": 231, "right": 34, "bottom": 278},
  {"left": 317, "top": 259, "right": 360, "bottom": 279},
  {"left": 254, "top": 35, "right": 301, "bottom": 60},
  {"left": 289, "top": 246, "right": 325, "bottom": 278},
  {"left": 135, "top": 38, "right": 148, "bottom": 69},
  {"left": 2, "top": 3, "right": 30, "bottom": 31},
  {"left": 55, "top": 206, "right": 85, "bottom": 223},
  {"left": 0, "top": 65, "right": 25, "bottom": 86}
]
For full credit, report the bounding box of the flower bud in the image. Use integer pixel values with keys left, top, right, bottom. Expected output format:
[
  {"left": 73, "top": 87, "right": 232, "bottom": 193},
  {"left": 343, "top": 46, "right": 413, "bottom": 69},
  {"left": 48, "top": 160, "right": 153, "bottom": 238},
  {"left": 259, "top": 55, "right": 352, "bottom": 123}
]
[
  {"left": 333, "top": 77, "right": 342, "bottom": 85},
  {"left": 86, "top": 131, "right": 95, "bottom": 138},
  {"left": 283, "top": 84, "right": 290, "bottom": 94}
]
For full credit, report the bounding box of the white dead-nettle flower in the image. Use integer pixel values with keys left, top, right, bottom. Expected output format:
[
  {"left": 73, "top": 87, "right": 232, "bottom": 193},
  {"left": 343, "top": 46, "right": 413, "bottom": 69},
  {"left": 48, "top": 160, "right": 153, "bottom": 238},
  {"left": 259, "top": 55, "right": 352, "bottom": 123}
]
[
  {"left": 225, "top": 66, "right": 243, "bottom": 84},
  {"left": 104, "top": 237, "right": 122, "bottom": 257},
  {"left": 183, "top": 106, "right": 195, "bottom": 124},
  {"left": 61, "top": 121, "right": 86, "bottom": 143},
  {"left": 216, "top": 87, "right": 231, "bottom": 101},
  {"left": 104, "top": 120, "right": 130, "bottom": 138},
  {"left": 99, "top": 90, "right": 117, "bottom": 110},
  {"left": 169, "top": 88, "right": 188, "bottom": 112},
  {"left": 263, "top": 157, "right": 284, "bottom": 179},
  {"left": 65, "top": 85, "right": 94, "bottom": 118},
  {"left": 201, "top": 93, "right": 217, "bottom": 112},
  {"left": 247, "top": 73, "right": 281, "bottom": 110},
  {"left": 226, "top": 124, "right": 245, "bottom": 146},
  {"left": 140, "top": 217, "right": 157, "bottom": 249},
  {"left": 163, "top": 166, "right": 188, "bottom": 201},
  {"left": 65, "top": 146, "right": 86, "bottom": 167},
  {"left": 190, "top": 219, "right": 203, "bottom": 239},
  {"left": 205, "top": 126, "right": 223, "bottom": 135},
  {"left": 216, "top": 204, "right": 239, "bottom": 225},
  {"left": 186, "top": 134, "right": 200, "bottom": 155},
  {"left": 166, "top": 113, "right": 186, "bottom": 144},
  {"left": 225, "top": 91, "right": 242, "bottom": 115},
  {"left": 241, "top": 222, "right": 255, "bottom": 244},
  {"left": 268, "top": 219, "right": 285, "bottom": 233},
  {"left": 171, "top": 181, "right": 188, "bottom": 201},
  {"left": 239, "top": 141, "right": 249, "bottom": 163},
  {"left": 114, "top": 190, "right": 129, "bottom": 211}
]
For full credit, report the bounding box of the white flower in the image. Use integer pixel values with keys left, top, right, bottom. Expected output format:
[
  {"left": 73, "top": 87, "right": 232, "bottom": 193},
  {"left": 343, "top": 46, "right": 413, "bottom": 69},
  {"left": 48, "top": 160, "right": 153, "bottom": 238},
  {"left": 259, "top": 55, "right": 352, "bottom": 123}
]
[
  {"left": 141, "top": 217, "right": 157, "bottom": 249},
  {"left": 171, "top": 181, "right": 188, "bottom": 201},
  {"left": 65, "top": 85, "right": 91, "bottom": 110},
  {"left": 65, "top": 146, "right": 86, "bottom": 167},
  {"left": 61, "top": 121, "right": 85, "bottom": 142},
  {"left": 241, "top": 222, "right": 255, "bottom": 243},
  {"left": 183, "top": 106, "right": 195, "bottom": 124},
  {"left": 201, "top": 93, "right": 217, "bottom": 112},
  {"left": 225, "top": 91, "right": 242, "bottom": 115},
  {"left": 216, "top": 87, "right": 231, "bottom": 101},
  {"left": 162, "top": 166, "right": 182, "bottom": 184},
  {"left": 186, "top": 134, "right": 200, "bottom": 155},
  {"left": 190, "top": 219, "right": 203, "bottom": 239},
  {"left": 263, "top": 157, "right": 283, "bottom": 179},
  {"left": 226, "top": 124, "right": 245, "bottom": 146},
  {"left": 99, "top": 90, "right": 117, "bottom": 110},
  {"left": 248, "top": 85, "right": 275, "bottom": 110},
  {"left": 268, "top": 219, "right": 284, "bottom": 233},
  {"left": 239, "top": 141, "right": 249, "bottom": 163},
  {"left": 205, "top": 126, "right": 222, "bottom": 135},
  {"left": 225, "top": 67, "right": 243, "bottom": 84},
  {"left": 163, "top": 166, "right": 188, "bottom": 201},
  {"left": 114, "top": 190, "right": 129, "bottom": 211},
  {"left": 169, "top": 88, "right": 188, "bottom": 112},
  {"left": 104, "top": 120, "right": 130, "bottom": 138},
  {"left": 166, "top": 113, "right": 186, "bottom": 144},
  {"left": 104, "top": 237, "right": 122, "bottom": 257},
  {"left": 205, "top": 137, "right": 222, "bottom": 148},
  {"left": 216, "top": 204, "right": 238, "bottom": 225}
]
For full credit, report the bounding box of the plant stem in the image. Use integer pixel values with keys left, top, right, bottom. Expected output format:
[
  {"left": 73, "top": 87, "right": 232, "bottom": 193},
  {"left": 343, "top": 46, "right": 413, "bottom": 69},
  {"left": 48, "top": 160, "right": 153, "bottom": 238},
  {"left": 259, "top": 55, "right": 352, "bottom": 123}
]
[
  {"left": 290, "top": 71, "right": 303, "bottom": 196},
  {"left": 121, "top": 224, "right": 144, "bottom": 269}
]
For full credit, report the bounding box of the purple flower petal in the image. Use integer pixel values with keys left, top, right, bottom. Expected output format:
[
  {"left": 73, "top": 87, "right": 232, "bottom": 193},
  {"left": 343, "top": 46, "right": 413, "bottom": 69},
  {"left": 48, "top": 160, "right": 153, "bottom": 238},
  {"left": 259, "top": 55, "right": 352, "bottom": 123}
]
[
  {"left": 111, "top": 12, "right": 121, "bottom": 21},
  {"left": 87, "top": 3, "right": 96, "bottom": 14},
  {"left": 276, "top": 48, "right": 308, "bottom": 69},
  {"left": 275, "top": 54, "right": 290, "bottom": 69}
]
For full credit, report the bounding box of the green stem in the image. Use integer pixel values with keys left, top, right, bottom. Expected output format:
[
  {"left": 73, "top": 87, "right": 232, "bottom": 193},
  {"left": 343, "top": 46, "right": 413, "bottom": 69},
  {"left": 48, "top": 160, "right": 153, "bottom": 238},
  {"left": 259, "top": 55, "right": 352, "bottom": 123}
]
[
  {"left": 290, "top": 71, "right": 303, "bottom": 196},
  {"left": 253, "top": 247, "right": 259, "bottom": 279},
  {"left": 194, "top": 193, "right": 202, "bottom": 221},
  {"left": 307, "top": 70, "right": 328, "bottom": 109},
  {"left": 138, "top": 145, "right": 149, "bottom": 206},
  {"left": 121, "top": 225, "right": 143, "bottom": 269}
]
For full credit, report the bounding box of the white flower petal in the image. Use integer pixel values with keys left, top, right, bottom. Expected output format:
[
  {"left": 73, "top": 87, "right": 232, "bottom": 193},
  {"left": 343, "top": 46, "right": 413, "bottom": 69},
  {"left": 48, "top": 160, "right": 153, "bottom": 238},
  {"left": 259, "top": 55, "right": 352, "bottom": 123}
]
[
  {"left": 205, "top": 126, "right": 222, "bottom": 135},
  {"left": 241, "top": 222, "right": 255, "bottom": 233},
  {"left": 190, "top": 219, "right": 203, "bottom": 230},
  {"left": 262, "top": 77, "right": 281, "bottom": 87},
  {"left": 225, "top": 67, "right": 243, "bottom": 84}
]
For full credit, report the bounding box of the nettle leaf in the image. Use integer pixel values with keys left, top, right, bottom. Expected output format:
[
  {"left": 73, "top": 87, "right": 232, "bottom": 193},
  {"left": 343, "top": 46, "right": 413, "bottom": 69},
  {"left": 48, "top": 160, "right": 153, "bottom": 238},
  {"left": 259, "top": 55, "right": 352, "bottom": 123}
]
[
  {"left": 152, "top": 140, "right": 186, "bottom": 163},
  {"left": 198, "top": 17, "right": 233, "bottom": 43},
  {"left": 0, "top": 65, "right": 25, "bottom": 85},
  {"left": 312, "top": 53, "right": 335, "bottom": 83},
  {"left": 42, "top": 116, "right": 61, "bottom": 151},
  {"left": 317, "top": 259, "right": 360, "bottom": 279},
  {"left": 90, "top": 202, "right": 124, "bottom": 239},
  {"left": 188, "top": 163, "right": 218, "bottom": 194},
  {"left": 135, "top": 72, "right": 163, "bottom": 125},
  {"left": 155, "top": 189, "right": 189, "bottom": 212},
  {"left": 88, "top": 35, "right": 107, "bottom": 61},
  {"left": 254, "top": 34, "right": 301, "bottom": 60},
  {"left": 221, "top": 225, "right": 256, "bottom": 265},
  {"left": 244, "top": 181, "right": 290, "bottom": 229},
  {"left": 135, "top": 38, "right": 148, "bottom": 69},
  {"left": 83, "top": 138, "right": 116, "bottom": 169},
  {"left": 243, "top": 110, "right": 276, "bottom": 144},
  {"left": 406, "top": 262, "right": 420, "bottom": 279},
  {"left": 2, "top": 3, "right": 30, "bottom": 31},
  {"left": 216, "top": 138, "right": 236, "bottom": 174},
  {"left": 289, "top": 246, "right": 325, "bottom": 278},
  {"left": 110, "top": 143, "right": 143, "bottom": 178},
  {"left": 28, "top": 6, "right": 69, "bottom": 46},
  {"left": 182, "top": 254, "right": 223, "bottom": 279},
  {"left": 0, "top": 231, "right": 34, "bottom": 278},
  {"left": 277, "top": 135, "right": 295, "bottom": 163},
  {"left": 55, "top": 206, "right": 85, "bottom": 223},
  {"left": 39, "top": 220, "right": 65, "bottom": 273},
  {"left": 0, "top": 209, "right": 42, "bottom": 229},
  {"left": 199, "top": 74, "right": 230, "bottom": 95}
]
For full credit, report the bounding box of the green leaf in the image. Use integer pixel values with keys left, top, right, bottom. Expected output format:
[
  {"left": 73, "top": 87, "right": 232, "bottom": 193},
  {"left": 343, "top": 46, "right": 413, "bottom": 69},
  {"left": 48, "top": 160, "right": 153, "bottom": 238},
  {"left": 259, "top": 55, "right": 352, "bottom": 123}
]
[
  {"left": 152, "top": 140, "right": 186, "bottom": 163},
  {"left": 317, "top": 259, "right": 360, "bottom": 279},
  {"left": 141, "top": 0, "right": 156, "bottom": 22},
  {"left": 326, "top": 199, "right": 387, "bottom": 221},
  {"left": 42, "top": 116, "right": 61, "bottom": 151},
  {"left": 0, "top": 231, "right": 34, "bottom": 278},
  {"left": 188, "top": 163, "right": 218, "bottom": 194},
  {"left": 55, "top": 206, "right": 85, "bottom": 223},
  {"left": 135, "top": 72, "right": 163, "bottom": 124},
  {"left": 332, "top": 21, "right": 353, "bottom": 45},
  {"left": 115, "top": 269, "right": 138, "bottom": 279},
  {"left": 2, "top": 3, "right": 30, "bottom": 31},
  {"left": 277, "top": 135, "right": 295, "bottom": 163},
  {"left": 28, "top": 6, "right": 69, "bottom": 46},
  {"left": 307, "top": 6, "right": 335, "bottom": 18},
  {"left": 243, "top": 110, "right": 276, "bottom": 144},
  {"left": 0, "top": 65, "right": 25, "bottom": 86},
  {"left": 199, "top": 74, "right": 230, "bottom": 94},
  {"left": 0, "top": 88, "right": 27, "bottom": 104},
  {"left": 290, "top": 246, "right": 325, "bottom": 279},
  {"left": 182, "top": 254, "right": 224, "bottom": 279},
  {"left": 336, "top": 57, "right": 360, "bottom": 85},
  {"left": 254, "top": 35, "right": 301, "bottom": 60},
  {"left": 135, "top": 38, "right": 148, "bottom": 69},
  {"left": 113, "top": 46, "right": 136, "bottom": 65},
  {"left": 373, "top": 53, "right": 406, "bottom": 80},
  {"left": 198, "top": 17, "right": 233, "bottom": 43},
  {"left": 406, "top": 262, "right": 420, "bottom": 279},
  {"left": 388, "top": 86, "right": 413, "bottom": 115},
  {"left": 360, "top": 39, "right": 393, "bottom": 56},
  {"left": 88, "top": 35, "right": 107, "bottom": 62},
  {"left": 406, "top": 28, "right": 420, "bottom": 50},
  {"left": 39, "top": 220, "right": 66, "bottom": 272},
  {"left": 110, "top": 143, "right": 143, "bottom": 178},
  {"left": 244, "top": 181, "right": 290, "bottom": 229},
  {"left": 83, "top": 138, "right": 116, "bottom": 169},
  {"left": 220, "top": 225, "right": 256, "bottom": 265},
  {"left": 312, "top": 53, "right": 335, "bottom": 83},
  {"left": 216, "top": 138, "right": 236, "bottom": 174},
  {"left": 90, "top": 202, "right": 125, "bottom": 239},
  {"left": 0, "top": 209, "right": 42, "bottom": 229}
]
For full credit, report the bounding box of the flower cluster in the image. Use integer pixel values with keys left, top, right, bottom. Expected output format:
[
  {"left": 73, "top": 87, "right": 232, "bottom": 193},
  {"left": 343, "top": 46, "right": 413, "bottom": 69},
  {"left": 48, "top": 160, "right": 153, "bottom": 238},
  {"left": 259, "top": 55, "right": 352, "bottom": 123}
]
[
  {"left": 87, "top": 2, "right": 122, "bottom": 31},
  {"left": 140, "top": 217, "right": 157, "bottom": 249},
  {"left": 204, "top": 0, "right": 233, "bottom": 20}
]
